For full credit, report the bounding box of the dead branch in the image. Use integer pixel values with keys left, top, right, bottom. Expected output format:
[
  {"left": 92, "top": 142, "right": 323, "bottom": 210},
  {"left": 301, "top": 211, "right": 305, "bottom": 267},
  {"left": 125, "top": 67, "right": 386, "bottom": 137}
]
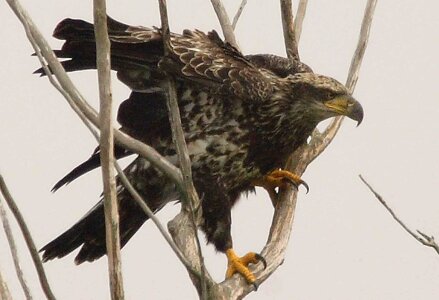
[
  {"left": 294, "top": 0, "right": 308, "bottom": 42},
  {"left": 93, "top": 1, "right": 125, "bottom": 299},
  {"left": 0, "top": 175, "right": 56, "bottom": 300},
  {"left": 0, "top": 197, "right": 33, "bottom": 299},
  {"left": 359, "top": 175, "right": 439, "bottom": 255},
  {"left": 307, "top": 0, "right": 377, "bottom": 161},
  {"left": 6, "top": 0, "right": 184, "bottom": 192},
  {"left": 210, "top": 0, "right": 239, "bottom": 49},
  {"left": 232, "top": 0, "right": 247, "bottom": 30},
  {"left": 208, "top": 1, "right": 377, "bottom": 298},
  {"left": 158, "top": 1, "right": 209, "bottom": 297},
  {"left": 0, "top": 266, "right": 12, "bottom": 300},
  {"left": 113, "top": 162, "right": 201, "bottom": 276},
  {"left": 6, "top": 1, "right": 210, "bottom": 297},
  {"left": 280, "top": 0, "right": 300, "bottom": 61}
]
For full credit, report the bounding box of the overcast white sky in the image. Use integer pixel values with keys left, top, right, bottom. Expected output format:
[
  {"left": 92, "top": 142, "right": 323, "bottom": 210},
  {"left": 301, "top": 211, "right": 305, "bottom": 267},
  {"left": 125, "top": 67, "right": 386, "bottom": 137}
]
[{"left": 1, "top": 0, "right": 439, "bottom": 299}]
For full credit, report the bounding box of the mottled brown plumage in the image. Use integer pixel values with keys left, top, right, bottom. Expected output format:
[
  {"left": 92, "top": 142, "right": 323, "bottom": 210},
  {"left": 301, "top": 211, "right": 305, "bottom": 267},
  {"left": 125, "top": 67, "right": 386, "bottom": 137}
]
[{"left": 40, "top": 17, "right": 363, "bottom": 277}]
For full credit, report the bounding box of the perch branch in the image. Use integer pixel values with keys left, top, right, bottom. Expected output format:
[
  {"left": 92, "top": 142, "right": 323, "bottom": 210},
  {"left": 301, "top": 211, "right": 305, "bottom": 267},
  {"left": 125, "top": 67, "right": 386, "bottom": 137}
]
[
  {"left": 0, "top": 197, "right": 33, "bottom": 299},
  {"left": 359, "top": 175, "right": 439, "bottom": 255},
  {"left": 93, "top": 1, "right": 125, "bottom": 299},
  {"left": 158, "top": 1, "right": 209, "bottom": 297},
  {"left": 214, "top": 1, "right": 378, "bottom": 298},
  {"left": 0, "top": 175, "right": 56, "bottom": 300},
  {"left": 210, "top": 1, "right": 308, "bottom": 298},
  {"left": 232, "top": 0, "right": 247, "bottom": 30}
]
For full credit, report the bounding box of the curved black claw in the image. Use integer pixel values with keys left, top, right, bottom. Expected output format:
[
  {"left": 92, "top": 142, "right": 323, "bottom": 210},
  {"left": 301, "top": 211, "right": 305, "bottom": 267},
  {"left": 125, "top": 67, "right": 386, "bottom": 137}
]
[
  {"left": 254, "top": 253, "right": 267, "bottom": 270},
  {"left": 284, "top": 177, "right": 310, "bottom": 194},
  {"left": 301, "top": 181, "right": 310, "bottom": 194},
  {"left": 252, "top": 282, "right": 259, "bottom": 291}
]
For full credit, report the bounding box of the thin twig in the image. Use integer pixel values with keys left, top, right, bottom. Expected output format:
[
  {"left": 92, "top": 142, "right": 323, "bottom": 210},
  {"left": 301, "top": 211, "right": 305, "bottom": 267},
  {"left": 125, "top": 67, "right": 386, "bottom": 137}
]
[
  {"left": 294, "top": 0, "right": 308, "bottom": 43},
  {"left": 114, "top": 162, "right": 202, "bottom": 276},
  {"left": 359, "top": 175, "right": 439, "bottom": 256},
  {"left": 93, "top": 1, "right": 125, "bottom": 299},
  {"left": 0, "top": 175, "right": 56, "bottom": 300},
  {"left": 158, "top": 1, "right": 209, "bottom": 297},
  {"left": 232, "top": 0, "right": 247, "bottom": 30},
  {"left": 0, "top": 266, "right": 12, "bottom": 300},
  {"left": 210, "top": 0, "right": 239, "bottom": 49},
  {"left": 0, "top": 199, "right": 33, "bottom": 300}
]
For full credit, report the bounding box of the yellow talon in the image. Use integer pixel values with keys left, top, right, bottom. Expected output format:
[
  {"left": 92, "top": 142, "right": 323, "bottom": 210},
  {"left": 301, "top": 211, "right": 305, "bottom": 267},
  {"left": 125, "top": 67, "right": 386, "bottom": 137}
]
[
  {"left": 253, "top": 169, "right": 309, "bottom": 193},
  {"left": 225, "top": 249, "right": 266, "bottom": 290}
]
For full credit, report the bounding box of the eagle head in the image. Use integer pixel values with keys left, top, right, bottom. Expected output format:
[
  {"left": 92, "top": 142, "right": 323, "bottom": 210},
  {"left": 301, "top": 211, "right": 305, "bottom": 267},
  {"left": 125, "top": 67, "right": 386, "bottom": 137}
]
[{"left": 287, "top": 73, "right": 364, "bottom": 126}]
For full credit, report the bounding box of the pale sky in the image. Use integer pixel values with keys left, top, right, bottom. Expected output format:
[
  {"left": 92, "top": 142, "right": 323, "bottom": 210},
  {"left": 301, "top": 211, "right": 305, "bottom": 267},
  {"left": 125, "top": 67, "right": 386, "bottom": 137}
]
[{"left": 1, "top": 1, "right": 439, "bottom": 299}]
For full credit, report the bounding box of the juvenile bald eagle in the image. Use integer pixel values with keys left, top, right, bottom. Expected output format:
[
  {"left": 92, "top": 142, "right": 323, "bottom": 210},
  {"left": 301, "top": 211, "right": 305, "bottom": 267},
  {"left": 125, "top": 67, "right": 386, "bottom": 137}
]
[{"left": 39, "top": 17, "right": 363, "bottom": 288}]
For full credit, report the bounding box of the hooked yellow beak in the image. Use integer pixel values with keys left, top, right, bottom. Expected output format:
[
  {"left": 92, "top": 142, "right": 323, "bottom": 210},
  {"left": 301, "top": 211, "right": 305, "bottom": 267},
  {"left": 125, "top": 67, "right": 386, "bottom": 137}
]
[{"left": 324, "top": 94, "right": 364, "bottom": 126}]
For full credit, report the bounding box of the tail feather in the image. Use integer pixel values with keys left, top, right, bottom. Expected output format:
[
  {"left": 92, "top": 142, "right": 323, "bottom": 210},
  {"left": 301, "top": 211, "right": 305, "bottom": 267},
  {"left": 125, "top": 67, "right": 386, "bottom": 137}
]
[
  {"left": 51, "top": 145, "right": 132, "bottom": 192},
  {"left": 41, "top": 157, "right": 176, "bottom": 264},
  {"left": 41, "top": 190, "right": 162, "bottom": 264},
  {"left": 35, "top": 17, "right": 165, "bottom": 92}
]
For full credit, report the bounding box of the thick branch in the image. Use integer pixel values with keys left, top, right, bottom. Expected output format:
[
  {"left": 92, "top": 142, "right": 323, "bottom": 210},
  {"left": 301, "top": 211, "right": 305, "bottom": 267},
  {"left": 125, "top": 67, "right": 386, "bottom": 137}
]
[
  {"left": 359, "top": 175, "right": 439, "bottom": 255},
  {"left": 0, "top": 175, "right": 56, "bottom": 300},
  {"left": 0, "top": 198, "right": 33, "bottom": 299},
  {"left": 93, "top": 1, "right": 125, "bottom": 299}
]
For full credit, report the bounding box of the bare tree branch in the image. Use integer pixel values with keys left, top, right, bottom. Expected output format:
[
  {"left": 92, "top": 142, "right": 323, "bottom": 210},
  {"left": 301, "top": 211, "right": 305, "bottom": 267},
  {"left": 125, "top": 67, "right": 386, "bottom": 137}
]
[
  {"left": 210, "top": 0, "right": 239, "bottom": 49},
  {"left": 6, "top": 1, "right": 212, "bottom": 297},
  {"left": 294, "top": 0, "right": 308, "bottom": 43},
  {"left": 0, "top": 198, "right": 33, "bottom": 300},
  {"left": 232, "top": 0, "right": 247, "bottom": 30},
  {"left": 0, "top": 175, "right": 56, "bottom": 300},
  {"left": 359, "top": 175, "right": 439, "bottom": 256},
  {"left": 158, "top": 1, "right": 209, "bottom": 298},
  {"left": 0, "top": 266, "right": 12, "bottom": 300},
  {"left": 307, "top": 0, "right": 377, "bottom": 161},
  {"left": 113, "top": 162, "right": 202, "bottom": 276},
  {"left": 213, "top": 1, "right": 378, "bottom": 298},
  {"left": 93, "top": 1, "right": 125, "bottom": 299},
  {"left": 280, "top": 0, "right": 300, "bottom": 60},
  {"left": 6, "top": 0, "right": 185, "bottom": 191}
]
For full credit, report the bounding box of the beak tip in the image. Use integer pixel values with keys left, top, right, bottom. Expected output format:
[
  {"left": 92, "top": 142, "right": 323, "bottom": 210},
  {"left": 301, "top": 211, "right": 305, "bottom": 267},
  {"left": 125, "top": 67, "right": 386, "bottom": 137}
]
[{"left": 349, "top": 99, "right": 364, "bottom": 127}]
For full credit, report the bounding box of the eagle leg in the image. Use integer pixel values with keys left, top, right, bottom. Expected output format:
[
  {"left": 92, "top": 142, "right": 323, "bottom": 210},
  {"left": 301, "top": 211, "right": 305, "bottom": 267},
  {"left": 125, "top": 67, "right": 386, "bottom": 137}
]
[
  {"left": 253, "top": 169, "right": 309, "bottom": 196},
  {"left": 225, "top": 249, "right": 266, "bottom": 290}
]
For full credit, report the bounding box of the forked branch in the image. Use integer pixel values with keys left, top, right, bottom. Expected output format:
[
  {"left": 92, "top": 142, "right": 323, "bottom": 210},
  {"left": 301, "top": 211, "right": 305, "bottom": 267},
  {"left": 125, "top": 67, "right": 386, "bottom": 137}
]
[
  {"left": 158, "top": 0, "right": 210, "bottom": 298},
  {"left": 0, "top": 175, "right": 56, "bottom": 300},
  {"left": 0, "top": 197, "right": 33, "bottom": 299},
  {"left": 359, "top": 175, "right": 439, "bottom": 255}
]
